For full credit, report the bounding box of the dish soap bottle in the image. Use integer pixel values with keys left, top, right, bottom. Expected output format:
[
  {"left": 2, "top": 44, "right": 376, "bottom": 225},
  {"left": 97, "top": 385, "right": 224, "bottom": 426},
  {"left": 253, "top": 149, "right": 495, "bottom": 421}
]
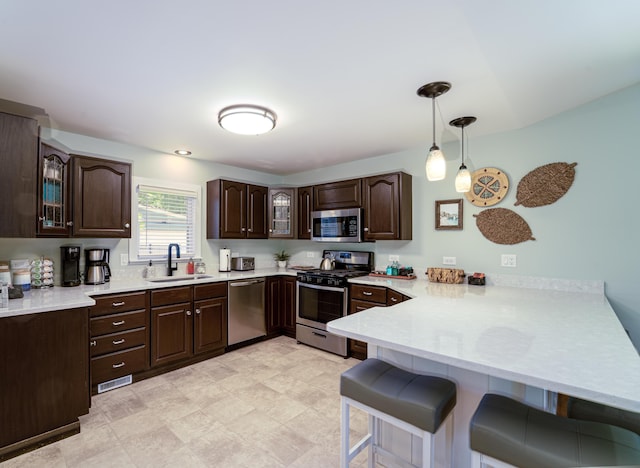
[{"left": 187, "top": 258, "right": 195, "bottom": 275}]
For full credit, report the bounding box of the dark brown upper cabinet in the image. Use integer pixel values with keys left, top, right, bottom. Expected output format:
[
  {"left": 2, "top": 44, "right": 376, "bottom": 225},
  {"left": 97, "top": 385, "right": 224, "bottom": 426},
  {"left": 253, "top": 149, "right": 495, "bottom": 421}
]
[
  {"left": 37, "top": 143, "right": 72, "bottom": 237},
  {"left": 313, "top": 178, "right": 362, "bottom": 210},
  {"left": 207, "top": 179, "right": 268, "bottom": 239},
  {"left": 363, "top": 172, "right": 412, "bottom": 241},
  {"left": 297, "top": 185, "right": 313, "bottom": 239},
  {"left": 268, "top": 187, "right": 296, "bottom": 239},
  {"left": 0, "top": 111, "right": 38, "bottom": 238},
  {"left": 72, "top": 155, "right": 132, "bottom": 237}
]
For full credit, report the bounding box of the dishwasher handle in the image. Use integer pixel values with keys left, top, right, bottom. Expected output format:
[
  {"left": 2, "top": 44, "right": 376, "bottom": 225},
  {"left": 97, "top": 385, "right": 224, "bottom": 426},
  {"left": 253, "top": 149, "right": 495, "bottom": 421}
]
[{"left": 229, "top": 278, "right": 265, "bottom": 287}]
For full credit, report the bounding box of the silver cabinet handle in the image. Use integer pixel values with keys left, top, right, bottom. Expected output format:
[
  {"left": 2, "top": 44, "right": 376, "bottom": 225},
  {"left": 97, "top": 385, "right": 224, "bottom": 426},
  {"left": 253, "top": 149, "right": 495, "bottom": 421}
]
[
  {"left": 364, "top": 227, "right": 369, "bottom": 232},
  {"left": 186, "top": 310, "right": 192, "bottom": 316},
  {"left": 66, "top": 221, "right": 73, "bottom": 226},
  {"left": 248, "top": 228, "right": 253, "bottom": 232},
  {"left": 112, "top": 320, "right": 125, "bottom": 326},
  {"left": 112, "top": 301, "right": 125, "bottom": 307},
  {"left": 112, "top": 362, "right": 125, "bottom": 369},
  {"left": 390, "top": 297, "right": 398, "bottom": 302},
  {"left": 241, "top": 227, "right": 246, "bottom": 232},
  {"left": 90, "top": 340, "right": 97, "bottom": 347},
  {"left": 38, "top": 216, "right": 45, "bottom": 221},
  {"left": 269, "top": 229, "right": 273, "bottom": 233},
  {"left": 112, "top": 339, "right": 125, "bottom": 345},
  {"left": 196, "top": 309, "right": 201, "bottom": 315},
  {"left": 362, "top": 291, "right": 373, "bottom": 296},
  {"left": 124, "top": 223, "right": 130, "bottom": 228}
]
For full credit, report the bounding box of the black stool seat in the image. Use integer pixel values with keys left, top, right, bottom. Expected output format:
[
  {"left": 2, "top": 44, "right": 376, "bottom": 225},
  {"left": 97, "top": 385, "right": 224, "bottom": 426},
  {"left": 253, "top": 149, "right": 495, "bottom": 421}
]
[
  {"left": 471, "top": 393, "right": 640, "bottom": 467},
  {"left": 567, "top": 396, "right": 640, "bottom": 435},
  {"left": 340, "top": 358, "right": 456, "bottom": 433}
]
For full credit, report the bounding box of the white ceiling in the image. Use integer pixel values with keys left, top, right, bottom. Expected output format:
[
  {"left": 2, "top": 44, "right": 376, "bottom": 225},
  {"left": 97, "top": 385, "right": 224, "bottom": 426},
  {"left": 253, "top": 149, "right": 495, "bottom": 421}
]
[{"left": 1, "top": 1, "right": 639, "bottom": 175}]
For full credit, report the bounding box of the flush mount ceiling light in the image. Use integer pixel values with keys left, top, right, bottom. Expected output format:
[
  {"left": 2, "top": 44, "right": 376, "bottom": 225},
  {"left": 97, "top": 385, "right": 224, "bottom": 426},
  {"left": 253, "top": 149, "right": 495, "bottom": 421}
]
[
  {"left": 417, "top": 81, "right": 451, "bottom": 181},
  {"left": 450, "top": 116, "right": 477, "bottom": 193},
  {"left": 174, "top": 149, "right": 192, "bottom": 156},
  {"left": 218, "top": 105, "right": 277, "bottom": 135}
]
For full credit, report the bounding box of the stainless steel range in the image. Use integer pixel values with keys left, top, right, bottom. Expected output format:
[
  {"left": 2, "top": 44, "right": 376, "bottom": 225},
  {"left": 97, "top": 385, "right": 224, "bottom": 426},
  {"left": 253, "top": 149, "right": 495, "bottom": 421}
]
[{"left": 296, "top": 250, "right": 373, "bottom": 356}]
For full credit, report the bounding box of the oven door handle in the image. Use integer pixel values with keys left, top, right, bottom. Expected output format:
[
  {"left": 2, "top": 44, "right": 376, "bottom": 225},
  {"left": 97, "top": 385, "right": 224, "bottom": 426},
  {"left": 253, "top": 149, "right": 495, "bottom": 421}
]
[{"left": 297, "top": 282, "right": 345, "bottom": 293}]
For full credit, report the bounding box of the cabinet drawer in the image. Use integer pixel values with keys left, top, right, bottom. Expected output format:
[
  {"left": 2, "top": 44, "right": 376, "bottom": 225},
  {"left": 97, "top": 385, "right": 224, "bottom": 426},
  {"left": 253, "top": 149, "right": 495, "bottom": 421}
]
[
  {"left": 387, "top": 290, "right": 405, "bottom": 306},
  {"left": 151, "top": 286, "right": 192, "bottom": 307},
  {"left": 90, "top": 309, "right": 147, "bottom": 336},
  {"left": 350, "top": 284, "right": 387, "bottom": 304},
  {"left": 90, "top": 291, "right": 147, "bottom": 317},
  {"left": 90, "top": 327, "right": 147, "bottom": 357},
  {"left": 194, "top": 282, "right": 227, "bottom": 300},
  {"left": 91, "top": 345, "right": 147, "bottom": 384}
]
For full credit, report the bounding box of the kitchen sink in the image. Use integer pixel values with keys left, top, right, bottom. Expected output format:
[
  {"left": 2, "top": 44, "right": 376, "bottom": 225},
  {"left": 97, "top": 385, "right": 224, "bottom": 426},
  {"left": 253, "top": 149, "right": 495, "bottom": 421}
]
[{"left": 147, "top": 275, "right": 213, "bottom": 283}]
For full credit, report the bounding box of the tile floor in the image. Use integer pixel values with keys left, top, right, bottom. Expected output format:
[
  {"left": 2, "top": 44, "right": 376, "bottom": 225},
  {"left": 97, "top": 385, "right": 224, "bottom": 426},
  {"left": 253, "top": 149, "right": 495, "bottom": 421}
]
[{"left": 2, "top": 337, "right": 372, "bottom": 467}]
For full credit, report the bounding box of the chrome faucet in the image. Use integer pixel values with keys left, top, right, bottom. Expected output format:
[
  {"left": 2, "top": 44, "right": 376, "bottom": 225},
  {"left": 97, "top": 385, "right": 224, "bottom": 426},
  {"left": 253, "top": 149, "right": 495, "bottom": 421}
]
[{"left": 167, "top": 243, "right": 180, "bottom": 276}]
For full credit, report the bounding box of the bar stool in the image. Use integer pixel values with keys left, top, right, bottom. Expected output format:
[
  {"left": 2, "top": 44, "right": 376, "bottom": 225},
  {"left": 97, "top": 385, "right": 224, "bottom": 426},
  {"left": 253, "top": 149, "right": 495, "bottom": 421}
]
[
  {"left": 470, "top": 393, "right": 640, "bottom": 467},
  {"left": 564, "top": 395, "right": 640, "bottom": 435},
  {"left": 340, "top": 358, "right": 456, "bottom": 467}
]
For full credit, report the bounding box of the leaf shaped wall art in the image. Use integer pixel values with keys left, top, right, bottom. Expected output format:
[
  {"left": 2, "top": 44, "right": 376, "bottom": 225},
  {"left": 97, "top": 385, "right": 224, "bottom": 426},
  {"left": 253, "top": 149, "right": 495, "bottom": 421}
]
[
  {"left": 515, "top": 162, "right": 577, "bottom": 207},
  {"left": 474, "top": 208, "right": 535, "bottom": 244}
]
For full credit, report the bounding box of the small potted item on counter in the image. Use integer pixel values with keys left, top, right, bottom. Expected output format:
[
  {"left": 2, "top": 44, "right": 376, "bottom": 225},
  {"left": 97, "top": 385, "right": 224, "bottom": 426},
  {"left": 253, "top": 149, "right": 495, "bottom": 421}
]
[
  {"left": 468, "top": 272, "right": 486, "bottom": 286},
  {"left": 274, "top": 250, "right": 290, "bottom": 269}
]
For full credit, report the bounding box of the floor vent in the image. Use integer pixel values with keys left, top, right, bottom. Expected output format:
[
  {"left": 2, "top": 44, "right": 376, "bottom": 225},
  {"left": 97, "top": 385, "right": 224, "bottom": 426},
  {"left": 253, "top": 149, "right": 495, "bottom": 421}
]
[{"left": 97, "top": 374, "right": 132, "bottom": 394}]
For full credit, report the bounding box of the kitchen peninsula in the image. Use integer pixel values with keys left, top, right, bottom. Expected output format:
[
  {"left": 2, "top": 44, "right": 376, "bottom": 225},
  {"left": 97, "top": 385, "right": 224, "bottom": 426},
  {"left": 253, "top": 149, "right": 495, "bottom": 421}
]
[{"left": 328, "top": 275, "right": 640, "bottom": 466}]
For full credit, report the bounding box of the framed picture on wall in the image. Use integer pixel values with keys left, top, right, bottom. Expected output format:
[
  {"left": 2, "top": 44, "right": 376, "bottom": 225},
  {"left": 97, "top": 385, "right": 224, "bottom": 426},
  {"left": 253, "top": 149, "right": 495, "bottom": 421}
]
[{"left": 435, "top": 199, "right": 463, "bottom": 230}]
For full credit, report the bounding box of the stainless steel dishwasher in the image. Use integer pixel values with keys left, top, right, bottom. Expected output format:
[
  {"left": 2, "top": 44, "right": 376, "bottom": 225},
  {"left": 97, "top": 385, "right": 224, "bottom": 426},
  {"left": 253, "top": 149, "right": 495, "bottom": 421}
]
[{"left": 228, "top": 277, "right": 266, "bottom": 345}]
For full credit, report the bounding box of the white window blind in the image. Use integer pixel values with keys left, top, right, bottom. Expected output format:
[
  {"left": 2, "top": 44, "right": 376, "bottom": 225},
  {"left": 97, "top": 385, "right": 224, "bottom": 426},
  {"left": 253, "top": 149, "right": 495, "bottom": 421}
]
[{"left": 130, "top": 178, "right": 201, "bottom": 262}]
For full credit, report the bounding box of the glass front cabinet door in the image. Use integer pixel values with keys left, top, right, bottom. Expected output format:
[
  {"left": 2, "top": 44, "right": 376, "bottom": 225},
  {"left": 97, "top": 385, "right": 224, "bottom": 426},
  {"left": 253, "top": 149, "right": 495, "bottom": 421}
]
[
  {"left": 268, "top": 188, "right": 296, "bottom": 238},
  {"left": 37, "top": 143, "right": 71, "bottom": 236}
]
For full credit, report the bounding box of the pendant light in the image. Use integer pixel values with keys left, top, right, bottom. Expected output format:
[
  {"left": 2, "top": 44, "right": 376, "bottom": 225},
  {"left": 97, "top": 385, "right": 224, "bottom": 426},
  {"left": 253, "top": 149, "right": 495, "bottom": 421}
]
[
  {"left": 417, "top": 81, "right": 451, "bottom": 181},
  {"left": 449, "top": 116, "right": 476, "bottom": 193}
]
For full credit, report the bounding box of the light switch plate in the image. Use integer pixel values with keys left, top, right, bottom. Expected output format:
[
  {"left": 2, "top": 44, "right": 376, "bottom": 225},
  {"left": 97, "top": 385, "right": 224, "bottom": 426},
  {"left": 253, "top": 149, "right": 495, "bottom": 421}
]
[
  {"left": 307, "top": 252, "right": 315, "bottom": 258},
  {"left": 501, "top": 254, "right": 517, "bottom": 267},
  {"left": 120, "top": 253, "right": 128, "bottom": 266},
  {"left": 388, "top": 255, "right": 400, "bottom": 262},
  {"left": 443, "top": 256, "right": 456, "bottom": 265}
]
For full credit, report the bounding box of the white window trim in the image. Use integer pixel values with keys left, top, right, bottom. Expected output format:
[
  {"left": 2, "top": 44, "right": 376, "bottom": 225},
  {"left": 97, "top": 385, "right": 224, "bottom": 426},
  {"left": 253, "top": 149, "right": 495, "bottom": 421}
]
[{"left": 129, "top": 176, "right": 202, "bottom": 264}]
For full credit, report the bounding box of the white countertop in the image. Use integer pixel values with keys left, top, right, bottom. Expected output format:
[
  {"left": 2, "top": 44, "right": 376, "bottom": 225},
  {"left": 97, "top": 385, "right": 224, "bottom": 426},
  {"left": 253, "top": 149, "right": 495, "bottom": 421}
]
[
  {"left": 328, "top": 276, "right": 640, "bottom": 413},
  {"left": 0, "top": 268, "right": 296, "bottom": 318}
]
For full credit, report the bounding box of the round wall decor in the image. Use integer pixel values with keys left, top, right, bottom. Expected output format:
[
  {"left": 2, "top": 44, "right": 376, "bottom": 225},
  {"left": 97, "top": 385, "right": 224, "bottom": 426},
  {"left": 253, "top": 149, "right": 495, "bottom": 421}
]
[{"left": 465, "top": 167, "right": 509, "bottom": 207}]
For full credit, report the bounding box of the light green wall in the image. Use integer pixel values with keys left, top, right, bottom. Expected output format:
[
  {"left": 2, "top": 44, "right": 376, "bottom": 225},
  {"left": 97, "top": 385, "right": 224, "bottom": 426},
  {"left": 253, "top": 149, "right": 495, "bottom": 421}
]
[
  {"left": 288, "top": 83, "right": 640, "bottom": 348},
  {"left": 2, "top": 83, "right": 638, "bottom": 348}
]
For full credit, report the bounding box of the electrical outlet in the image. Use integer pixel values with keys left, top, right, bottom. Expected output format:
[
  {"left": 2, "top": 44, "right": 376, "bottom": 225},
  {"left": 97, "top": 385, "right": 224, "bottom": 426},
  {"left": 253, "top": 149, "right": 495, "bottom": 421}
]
[
  {"left": 501, "top": 254, "right": 517, "bottom": 267},
  {"left": 388, "top": 255, "right": 400, "bottom": 262},
  {"left": 442, "top": 256, "right": 456, "bottom": 265},
  {"left": 307, "top": 251, "right": 315, "bottom": 258},
  {"left": 120, "top": 253, "right": 128, "bottom": 266}
]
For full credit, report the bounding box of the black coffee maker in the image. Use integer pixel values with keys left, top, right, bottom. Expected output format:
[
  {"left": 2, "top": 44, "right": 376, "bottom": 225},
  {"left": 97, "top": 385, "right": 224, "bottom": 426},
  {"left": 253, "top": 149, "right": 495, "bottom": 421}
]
[
  {"left": 60, "top": 245, "right": 81, "bottom": 287},
  {"left": 85, "top": 248, "right": 111, "bottom": 284}
]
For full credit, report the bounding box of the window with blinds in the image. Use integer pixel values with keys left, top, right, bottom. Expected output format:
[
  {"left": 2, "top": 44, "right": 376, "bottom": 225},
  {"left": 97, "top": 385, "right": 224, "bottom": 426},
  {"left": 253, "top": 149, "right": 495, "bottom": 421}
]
[{"left": 130, "top": 178, "right": 201, "bottom": 262}]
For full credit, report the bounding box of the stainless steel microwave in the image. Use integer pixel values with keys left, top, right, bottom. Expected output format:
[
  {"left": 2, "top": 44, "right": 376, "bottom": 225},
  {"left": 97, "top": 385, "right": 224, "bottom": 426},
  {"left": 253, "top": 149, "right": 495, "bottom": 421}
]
[{"left": 311, "top": 208, "right": 362, "bottom": 242}]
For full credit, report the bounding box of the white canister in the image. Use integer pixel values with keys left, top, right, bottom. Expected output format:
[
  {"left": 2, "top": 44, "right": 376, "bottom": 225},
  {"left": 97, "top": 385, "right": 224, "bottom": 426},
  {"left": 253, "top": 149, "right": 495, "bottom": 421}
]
[
  {"left": 13, "top": 270, "right": 31, "bottom": 291},
  {"left": 0, "top": 265, "right": 11, "bottom": 286}
]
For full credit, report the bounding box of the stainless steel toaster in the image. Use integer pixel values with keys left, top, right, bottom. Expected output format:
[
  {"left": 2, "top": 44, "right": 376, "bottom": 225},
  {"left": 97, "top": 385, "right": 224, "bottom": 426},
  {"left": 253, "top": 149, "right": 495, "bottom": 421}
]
[{"left": 231, "top": 256, "right": 255, "bottom": 271}]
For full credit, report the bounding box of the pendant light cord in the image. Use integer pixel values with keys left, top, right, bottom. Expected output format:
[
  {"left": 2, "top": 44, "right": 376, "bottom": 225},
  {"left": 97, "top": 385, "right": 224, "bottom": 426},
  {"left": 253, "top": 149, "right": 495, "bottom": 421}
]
[
  {"left": 461, "top": 126, "right": 465, "bottom": 166},
  {"left": 431, "top": 97, "right": 436, "bottom": 147}
]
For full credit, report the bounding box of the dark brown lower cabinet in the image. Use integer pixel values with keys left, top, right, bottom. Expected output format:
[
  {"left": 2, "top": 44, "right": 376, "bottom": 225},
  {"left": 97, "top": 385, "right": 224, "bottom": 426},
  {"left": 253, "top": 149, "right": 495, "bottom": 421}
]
[
  {"left": 151, "top": 283, "right": 227, "bottom": 368},
  {"left": 151, "top": 302, "right": 193, "bottom": 366},
  {"left": 266, "top": 275, "right": 296, "bottom": 338},
  {"left": 194, "top": 283, "right": 228, "bottom": 354},
  {"left": 0, "top": 308, "right": 89, "bottom": 460},
  {"left": 349, "top": 284, "right": 409, "bottom": 360}
]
